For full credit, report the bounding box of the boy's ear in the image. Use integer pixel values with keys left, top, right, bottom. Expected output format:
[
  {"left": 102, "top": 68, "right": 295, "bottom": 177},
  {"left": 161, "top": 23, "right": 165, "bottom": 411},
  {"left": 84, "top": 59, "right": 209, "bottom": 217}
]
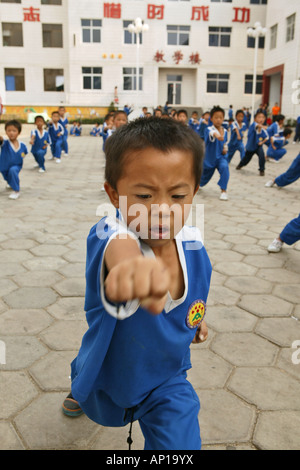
[{"left": 104, "top": 182, "right": 119, "bottom": 208}]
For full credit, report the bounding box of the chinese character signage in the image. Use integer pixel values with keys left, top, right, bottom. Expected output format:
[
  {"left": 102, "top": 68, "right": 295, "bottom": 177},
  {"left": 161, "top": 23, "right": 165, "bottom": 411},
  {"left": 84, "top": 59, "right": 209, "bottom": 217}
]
[{"left": 23, "top": 7, "right": 40, "bottom": 22}]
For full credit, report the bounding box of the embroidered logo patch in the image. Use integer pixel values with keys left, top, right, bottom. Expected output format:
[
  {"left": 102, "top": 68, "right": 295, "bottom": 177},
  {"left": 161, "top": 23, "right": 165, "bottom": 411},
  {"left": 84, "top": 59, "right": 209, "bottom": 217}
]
[{"left": 186, "top": 300, "right": 206, "bottom": 329}]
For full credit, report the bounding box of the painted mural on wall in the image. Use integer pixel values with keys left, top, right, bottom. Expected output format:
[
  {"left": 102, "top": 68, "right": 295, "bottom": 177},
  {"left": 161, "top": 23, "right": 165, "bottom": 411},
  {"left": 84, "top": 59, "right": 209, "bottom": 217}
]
[{"left": 2, "top": 106, "right": 109, "bottom": 122}]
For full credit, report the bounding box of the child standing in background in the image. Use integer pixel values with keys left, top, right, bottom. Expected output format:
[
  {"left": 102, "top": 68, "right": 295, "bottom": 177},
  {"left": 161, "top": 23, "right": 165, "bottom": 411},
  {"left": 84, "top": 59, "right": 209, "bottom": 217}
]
[
  {"left": 200, "top": 106, "right": 230, "bottom": 201},
  {"left": 293, "top": 116, "right": 300, "bottom": 144},
  {"left": 48, "top": 111, "right": 64, "bottom": 164},
  {"left": 236, "top": 111, "right": 269, "bottom": 176},
  {"left": 227, "top": 110, "right": 247, "bottom": 164},
  {"left": 0, "top": 120, "right": 28, "bottom": 199},
  {"left": 58, "top": 106, "right": 69, "bottom": 157},
  {"left": 29, "top": 115, "right": 50, "bottom": 173}
]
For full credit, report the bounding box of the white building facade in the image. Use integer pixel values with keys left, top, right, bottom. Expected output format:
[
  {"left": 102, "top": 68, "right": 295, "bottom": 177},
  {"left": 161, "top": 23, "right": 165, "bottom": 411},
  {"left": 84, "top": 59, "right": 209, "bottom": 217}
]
[{"left": 0, "top": 0, "right": 298, "bottom": 118}]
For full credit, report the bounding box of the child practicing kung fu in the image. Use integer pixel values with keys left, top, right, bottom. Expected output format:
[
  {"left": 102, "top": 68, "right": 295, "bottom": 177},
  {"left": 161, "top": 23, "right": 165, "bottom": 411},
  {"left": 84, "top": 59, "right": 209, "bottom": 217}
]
[{"left": 63, "top": 117, "right": 212, "bottom": 451}]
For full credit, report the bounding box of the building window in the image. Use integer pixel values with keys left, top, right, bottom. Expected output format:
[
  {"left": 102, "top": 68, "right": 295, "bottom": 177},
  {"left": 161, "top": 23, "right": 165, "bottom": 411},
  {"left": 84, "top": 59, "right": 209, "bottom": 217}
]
[
  {"left": 123, "top": 67, "right": 143, "bottom": 91},
  {"left": 0, "top": 0, "right": 21, "bottom": 3},
  {"left": 81, "top": 19, "right": 102, "bottom": 43},
  {"left": 2, "top": 23, "right": 23, "bottom": 46},
  {"left": 209, "top": 27, "right": 231, "bottom": 47},
  {"left": 41, "top": 0, "right": 62, "bottom": 4},
  {"left": 270, "top": 24, "right": 277, "bottom": 50},
  {"left": 250, "top": 0, "right": 267, "bottom": 4},
  {"left": 167, "top": 25, "right": 190, "bottom": 46},
  {"left": 207, "top": 74, "right": 229, "bottom": 93},
  {"left": 245, "top": 75, "right": 263, "bottom": 94},
  {"left": 82, "top": 67, "right": 102, "bottom": 90},
  {"left": 123, "top": 20, "right": 143, "bottom": 44},
  {"left": 247, "top": 36, "right": 265, "bottom": 49},
  {"left": 44, "top": 69, "right": 64, "bottom": 91},
  {"left": 168, "top": 0, "right": 190, "bottom": 2},
  {"left": 286, "top": 13, "right": 296, "bottom": 42},
  {"left": 4, "top": 68, "right": 25, "bottom": 91},
  {"left": 42, "top": 24, "right": 63, "bottom": 47},
  {"left": 211, "top": 0, "right": 232, "bottom": 3}
]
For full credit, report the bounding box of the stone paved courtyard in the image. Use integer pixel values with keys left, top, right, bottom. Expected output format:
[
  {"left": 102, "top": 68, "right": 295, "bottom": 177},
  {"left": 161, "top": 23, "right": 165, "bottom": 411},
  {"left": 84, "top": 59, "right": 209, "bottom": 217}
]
[{"left": 0, "top": 124, "right": 300, "bottom": 450}]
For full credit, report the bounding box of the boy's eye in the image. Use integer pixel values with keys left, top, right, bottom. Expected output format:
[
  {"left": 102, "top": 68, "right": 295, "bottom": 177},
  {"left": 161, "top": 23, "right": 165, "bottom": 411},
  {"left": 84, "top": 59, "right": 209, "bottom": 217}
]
[
  {"left": 136, "top": 194, "right": 152, "bottom": 199},
  {"left": 172, "top": 195, "right": 186, "bottom": 199}
]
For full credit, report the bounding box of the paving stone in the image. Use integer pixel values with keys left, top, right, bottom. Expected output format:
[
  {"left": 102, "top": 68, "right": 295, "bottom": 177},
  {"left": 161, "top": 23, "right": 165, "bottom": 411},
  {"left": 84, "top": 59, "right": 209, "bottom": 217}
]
[
  {"left": 62, "top": 249, "right": 87, "bottom": 263},
  {"left": 228, "top": 367, "right": 300, "bottom": 410},
  {"left": 0, "top": 279, "right": 18, "bottom": 297},
  {"left": 225, "top": 276, "right": 272, "bottom": 294},
  {"left": 0, "top": 371, "right": 38, "bottom": 418},
  {"left": 0, "top": 250, "right": 33, "bottom": 263},
  {"left": 206, "top": 285, "right": 240, "bottom": 307},
  {"left": 199, "top": 389, "right": 255, "bottom": 445},
  {"left": 0, "top": 309, "right": 53, "bottom": 335},
  {"left": 214, "top": 261, "right": 257, "bottom": 277},
  {"left": 273, "top": 285, "right": 300, "bottom": 304},
  {"left": 40, "top": 320, "right": 87, "bottom": 350},
  {"left": 0, "top": 336, "right": 48, "bottom": 370},
  {"left": 46, "top": 297, "right": 85, "bottom": 321},
  {"left": 257, "top": 268, "right": 300, "bottom": 284},
  {"left": 53, "top": 278, "right": 86, "bottom": 297},
  {"left": 253, "top": 411, "right": 300, "bottom": 450},
  {"left": 0, "top": 238, "right": 37, "bottom": 250},
  {"left": 22, "top": 256, "right": 67, "bottom": 271},
  {"left": 34, "top": 232, "right": 72, "bottom": 245},
  {"left": 206, "top": 306, "right": 257, "bottom": 332},
  {"left": 12, "top": 270, "right": 63, "bottom": 288},
  {"left": 14, "top": 392, "right": 99, "bottom": 450},
  {"left": 255, "top": 317, "right": 300, "bottom": 347},
  {"left": 232, "top": 244, "right": 266, "bottom": 256},
  {"left": 0, "top": 263, "right": 27, "bottom": 276},
  {"left": 3, "top": 287, "right": 57, "bottom": 309},
  {"left": 188, "top": 349, "right": 233, "bottom": 389},
  {"left": 29, "top": 244, "right": 70, "bottom": 257},
  {"left": 238, "top": 294, "right": 293, "bottom": 318},
  {"left": 243, "top": 255, "right": 285, "bottom": 268},
  {"left": 57, "top": 262, "right": 85, "bottom": 278},
  {"left": 29, "top": 350, "right": 76, "bottom": 391},
  {"left": 277, "top": 347, "right": 300, "bottom": 381},
  {"left": 0, "top": 422, "right": 24, "bottom": 449},
  {"left": 211, "top": 333, "right": 278, "bottom": 366},
  {"left": 293, "top": 304, "right": 300, "bottom": 320}
]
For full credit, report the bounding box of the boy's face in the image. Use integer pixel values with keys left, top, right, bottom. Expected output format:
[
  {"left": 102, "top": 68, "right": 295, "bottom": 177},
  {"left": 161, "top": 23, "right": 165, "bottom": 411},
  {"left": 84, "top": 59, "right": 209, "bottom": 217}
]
[
  {"left": 58, "top": 108, "right": 65, "bottom": 117},
  {"left": 192, "top": 113, "right": 198, "bottom": 120},
  {"left": 114, "top": 114, "right": 127, "bottom": 128},
  {"left": 255, "top": 113, "right": 265, "bottom": 125},
  {"left": 35, "top": 117, "right": 45, "bottom": 128},
  {"left": 52, "top": 113, "right": 60, "bottom": 123},
  {"left": 236, "top": 113, "right": 244, "bottom": 123},
  {"left": 6, "top": 125, "right": 20, "bottom": 141},
  {"left": 177, "top": 113, "right": 187, "bottom": 123},
  {"left": 211, "top": 111, "right": 224, "bottom": 128},
  {"left": 106, "top": 147, "right": 198, "bottom": 248}
]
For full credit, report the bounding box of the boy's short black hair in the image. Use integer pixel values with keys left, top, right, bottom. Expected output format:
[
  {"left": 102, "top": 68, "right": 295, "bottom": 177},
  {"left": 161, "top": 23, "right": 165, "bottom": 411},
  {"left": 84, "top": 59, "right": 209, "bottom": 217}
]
[
  {"left": 113, "top": 110, "right": 127, "bottom": 119},
  {"left": 276, "top": 114, "right": 285, "bottom": 122},
  {"left": 210, "top": 106, "right": 225, "bottom": 118},
  {"left": 52, "top": 111, "right": 60, "bottom": 116},
  {"left": 236, "top": 109, "right": 245, "bottom": 117},
  {"left": 283, "top": 127, "right": 292, "bottom": 137},
  {"left": 105, "top": 117, "right": 204, "bottom": 191},
  {"left": 34, "top": 115, "right": 46, "bottom": 123},
  {"left": 5, "top": 120, "right": 22, "bottom": 133},
  {"left": 177, "top": 109, "right": 188, "bottom": 117}
]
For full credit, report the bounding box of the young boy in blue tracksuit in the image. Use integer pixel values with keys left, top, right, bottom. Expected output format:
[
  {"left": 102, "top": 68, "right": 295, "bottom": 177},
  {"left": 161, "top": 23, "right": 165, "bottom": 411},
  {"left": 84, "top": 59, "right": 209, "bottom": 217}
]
[
  {"left": 29, "top": 115, "right": 50, "bottom": 172},
  {"left": 265, "top": 152, "right": 300, "bottom": 188},
  {"left": 227, "top": 110, "right": 247, "bottom": 163},
  {"left": 293, "top": 116, "right": 300, "bottom": 144},
  {"left": 236, "top": 111, "right": 269, "bottom": 176},
  {"left": 266, "top": 128, "right": 292, "bottom": 162},
  {"left": 268, "top": 213, "right": 300, "bottom": 253},
  {"left": 48, "top": 111, "right": 64, "bottom": 163},
  {"left": 63, "top": 117, "right": 212, "bottom": 451},
  {"left": 0, "top": 120, "right": 28, "bottom": 199},
  {"left": 266, "top": 114, "right": 285, "bottom": 142},
  {"left": 200, "top": 106, "right": 230, "bottom": 201},
  {"left": 188, "top": 111, "right": 200, "bottom": 133},
  {"left": 90, "top": 122, "right": 101, "bottom": 136},
  {"left": 58, "top": 106, "right": 69, "bottom": 156},
  {"left": 198, "top": 112, "right": 210, "bottom": 141}
]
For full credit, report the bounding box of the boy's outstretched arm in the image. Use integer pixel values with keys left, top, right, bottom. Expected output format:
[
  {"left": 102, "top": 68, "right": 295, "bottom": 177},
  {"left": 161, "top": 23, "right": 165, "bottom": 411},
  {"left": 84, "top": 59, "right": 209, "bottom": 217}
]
[{"left": 104, "top": 236, "right": 170, "bottom": 315}]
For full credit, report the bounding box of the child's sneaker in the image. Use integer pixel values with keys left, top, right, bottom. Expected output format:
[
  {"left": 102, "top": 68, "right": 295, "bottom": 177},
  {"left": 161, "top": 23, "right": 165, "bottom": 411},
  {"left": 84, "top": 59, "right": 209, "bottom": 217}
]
[
  {"left": 9, "top": 191, "right": 20, "bottom": 200},
  {"left": 268, "top": 238, "right": 283, "bottom": 253},
  {"left": 55, "top": 158, "right": 61, "bottom": 164},
  {"left": 265, "top": 180, "right": 275, "bottom": 187},
  {"left": 48, "top": 155, "right": 54, "bottom": 160},
  {"left": 38, "top": 168, "right": 45, "bottom": 173},
  {"left": 220, "top": 192, "right": 228, "bottom": 201}
]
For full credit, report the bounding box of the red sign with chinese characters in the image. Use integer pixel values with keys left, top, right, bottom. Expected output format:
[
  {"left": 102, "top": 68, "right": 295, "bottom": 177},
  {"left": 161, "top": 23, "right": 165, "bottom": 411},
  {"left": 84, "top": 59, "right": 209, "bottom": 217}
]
[
  {"left": 191, "top": 6, "right": 209, "bottom": 22},
  {"left": 23, "top": 7, "right": 40, "bottom": 22},
  {"left": 148, "top": 5, "right": 164, "bottom": 20},
  {"left": 103, "top": 3, "right": 121, "bottom": 19}
]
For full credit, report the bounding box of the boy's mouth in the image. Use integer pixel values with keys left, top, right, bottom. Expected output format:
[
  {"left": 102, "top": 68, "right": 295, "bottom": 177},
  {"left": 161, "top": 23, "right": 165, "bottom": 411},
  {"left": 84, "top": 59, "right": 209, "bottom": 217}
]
[{"left": 150, "top": 225, "right": 171, "bottom": 239}]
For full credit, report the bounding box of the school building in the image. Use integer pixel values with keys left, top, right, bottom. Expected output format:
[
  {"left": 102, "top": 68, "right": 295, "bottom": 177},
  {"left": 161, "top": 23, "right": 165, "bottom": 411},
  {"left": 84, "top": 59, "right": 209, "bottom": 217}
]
[{"left": 0, "top": 0, "right": 299, "bottom": 120}]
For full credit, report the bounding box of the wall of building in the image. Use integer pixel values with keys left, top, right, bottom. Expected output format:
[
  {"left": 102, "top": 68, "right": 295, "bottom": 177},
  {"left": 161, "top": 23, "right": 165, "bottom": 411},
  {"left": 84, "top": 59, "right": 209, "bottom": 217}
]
[{"left": 2, "top": 0, "right": 291, "bottom": 118}]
